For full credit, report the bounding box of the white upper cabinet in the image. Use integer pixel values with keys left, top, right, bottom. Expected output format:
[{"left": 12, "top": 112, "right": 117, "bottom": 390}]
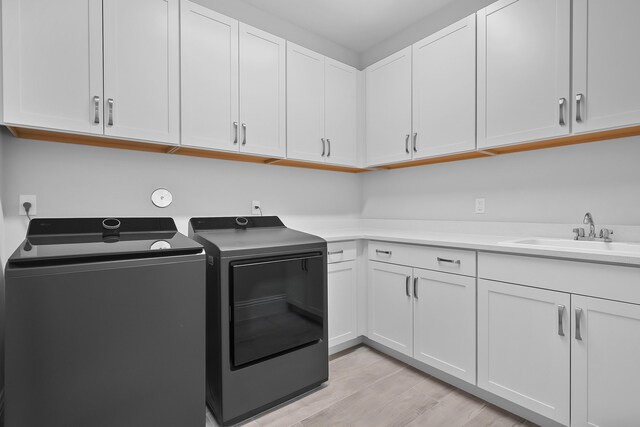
[
  {"left": 572, "top": 0, "right": 640, "bottom": 133},
  {"left": 477, "top": 0, "right": 570, "bottom": 149},
  {"left": 238, "top": 23, "right": 286, "bottom": 158},
  {"left": 413, "top": 269, "right": 476, "bottom": 384},
  {"left": 478, "top": 279, "right": 570, "bottom": 425},
  {"left": 324, "top": 58, "right": 357, "bottom": 167},
  {"left": 180, "top": 1, "right": 238, "bottom": 151},
  {"left": 286, "top": 43, "right": 326, "bottom": 162},
  {"left": 571, "top": 296, "right": 640, "bottom": 426},
  {"left": 412, "top": 14, "right": 476, "bottom": 159},
  {"left": 103, "top": 0, "right": 180, "bottom": 144},
  {"left": 2, "top": 0, "right": 104, "bottom": 134},
  {"left": 366, "top": 47, "right": 412, "bottom": 166}
]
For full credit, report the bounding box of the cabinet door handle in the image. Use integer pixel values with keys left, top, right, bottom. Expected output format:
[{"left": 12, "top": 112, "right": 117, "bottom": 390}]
[
  {"left": 557, "top": 304, "right": 565, "bottom": 336},
  {"left": 412, "top": 132, "right": 418, "bottom": 152},
  {"left": 405, "top": 134, "right": 410, "bottom": 154},
  {"left": 413, "top": 277, "right": 419, "bottom": 299},
  {"left": 405, "top": 276, "right": 411, "bottom": 297},
  {"left": 233, "top": 122, "right": 238, "bottom": 144},
  {"left": 376, "top": 249, "right": 392, "bottom": 256},
  {"left": 576, "top": 94, "right": 584, "bottom": 123},
  {"left": 93, "top": 96, "right": 101, "bottom": 124},
  {"left": 327, "top": 139, "right": 331, "bottom": 157},
  {"left": 575, "top": 307, "right": 583, "bottom": 340},
  {"left": 241, "top": 123, "right": 247, "bottom": 145},
  {"left": 558, "top": 98, "right": 566, "bottom": 126},
  {"left": 107, "top": 98, "right": 114, "bottom": 126},
  {"left": 437, "top": 257, "right": 460, "bottom": 265},
  {"left": 321, "top": 138, "right": 326, "bottom": 156},
  {"left": 328, "top": 250, "right": 343, "bottom": 255}
]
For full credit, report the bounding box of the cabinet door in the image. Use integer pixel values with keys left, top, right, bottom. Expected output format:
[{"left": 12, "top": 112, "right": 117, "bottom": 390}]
[
  {"left": 2, "top": 0, "right": 103, "bottom": 134},
  {"left": 572, "top": 296, "right": 640, "bottom": 426},
  {"left": 328, "top": 261, "right": 357, "bottom": 348},
  {"left": 368, "top": 261, "right": 413, "bottom": 356},
  {"left": 478, "top": 280, "right": 570, "bottom": 425},
  {"left": 180, "top": 1, "right": 238, "bottom": 151},
  {"left": 239, "top": 23, "right": 286, "bottom": 158},
  {"left": 325, "top": 58, "right": 358, "bottom": 167},
  {"left": 365, "top": 47, "right": 412, "bottom": 166},
  {"left": 477, "top": 0, "right": 570, "bottom": 149},
  {"left": 286, "top": 43, "right": 325, "bottom": 163},
  {"left": 412, "top": 14, "right": 476, "bottom": 159},
  {"left": 413, "top": 269, "right": 476, "bottom": 384},
  {"left": 103, "top": 0, "right": 180, "bottom": 144},
  {"left": 573, "top": 0, "right": 640, "bottom": 134}
]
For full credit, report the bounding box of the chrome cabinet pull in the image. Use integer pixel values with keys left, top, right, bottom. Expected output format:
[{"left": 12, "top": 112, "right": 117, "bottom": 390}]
[
  {"left": 575, "top": 307, "right": 583, "bottom": 340},
  {"left": 321, "top": 138, "right": 326, "bottom": 156},
  {"left": 437, "top": 257, "right": 460, "bottom": 265},
  {"left": 412, "top": 132, "right": 418, "bottom": 152},
  {"left": 558, "top": 98, "right": 566, "bottom": 126},
  {"left": 375, "top": 249, "right": 392, "bottom": 256},
  {"left": 405, "top": 276, "right": 411, "bottom": 297},
  {"left": 93, "top": 96, "right": 100, "bottom": 124},
  {"left": 405, "top": 134, "right": 410, "bottom": 154},
  {"left": 241, "top": 123, "right": 247, "bottom": 145},
  {"left": 233, "top": 122, "right": 238, "bottom": 144},
  {"left": 413, "top": 277, "right": 419, "bottom": 299},
  {"left": 557, "top": 304, "right": 565, "bottom": 336},
  {"left": 107, "top": 98, "right": 114, "bottom": 126},
  {"left": 576, "top": 94, "right": 584, "bottom": 123},
  {"left": 328, "top": 250, "right": 343, "bottom": 255},
  {"left": 327, "top": 139, "right": 331, "bottom": 157}
]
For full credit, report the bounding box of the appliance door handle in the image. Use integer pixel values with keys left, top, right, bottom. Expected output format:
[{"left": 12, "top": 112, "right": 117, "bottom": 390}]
[
  {"left": 405, "top": 276, "right": 411, "bottom": 297},
  {"left": 233, "top": 122, "right": 238, "bottom": 144},
  {"left": 558, "top": 98, "right": 566, "bottom": 126},
  {"left": 107, "top": 98, "right": 114, "bottom": 126},
  {"left": 413, "top": 277, "right": 419, "bottom": 299},
  {"left": 437, "top": 257, "right": 460, "bottom": 265},
  {"left": 241, "top": 123, "right": 247, "bottom": 145},
  {"left": 328, "top": 250, "right": 343, "bottom": 255},
  {"left": 321, "top": 138, "right": 326, "bottom": 156},
  {"left": 575, "top": 307, "right": 583, "bottom": 340},
  {"left": 376, "top": 249, "right": 392, "bottom": 256},
  {"left": 557, "top": 304, "right": 565, "bottom": 336},
  {"left": 412, "top": 132, "right": 418, "bottom": 152},
  {"left": 405, "top": 134, "right": 410, "bottom": 154},
  {"left": 93, "top": 96, "right": 101, "bottom": 124},
  {"left": 576, "top": 94, "right": 584, "bottom": 123},
  {"left": 327, "top": 139, "right": 331, "bottom": 157}
]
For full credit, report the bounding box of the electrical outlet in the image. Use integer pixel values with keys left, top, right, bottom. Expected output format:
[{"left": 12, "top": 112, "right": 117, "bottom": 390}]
[
  {"left": 252, "top": 200, "right": 261, "bottom": 215},
  {"left": 475, "top": 198, "right": 486, "bottom": 214},
  {"left": 19, "top": 195, "right": 37, "bottom": 216}
]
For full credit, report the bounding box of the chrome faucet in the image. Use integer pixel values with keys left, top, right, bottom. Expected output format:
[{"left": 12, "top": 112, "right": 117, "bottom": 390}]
[{"left": 583, "top": 212, "right": 596, "bottom": 239}]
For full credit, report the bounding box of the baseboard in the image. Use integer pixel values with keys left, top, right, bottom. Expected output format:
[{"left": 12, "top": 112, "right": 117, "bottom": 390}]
[
  {"left": 362, "top": 338, "right": 564, "bottom": 427},
  {"left": 328, "top": 335, "right": 364, "bottom": 356}
]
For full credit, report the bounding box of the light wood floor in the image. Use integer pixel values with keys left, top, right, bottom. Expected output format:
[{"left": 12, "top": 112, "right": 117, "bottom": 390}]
[{"left": 206, "top": 345, "right": 536, "bottom": 427}]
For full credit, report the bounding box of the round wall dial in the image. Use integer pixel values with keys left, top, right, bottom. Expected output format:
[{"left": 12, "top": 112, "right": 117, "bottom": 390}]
[{"left": 151, "top": 188, "right": 173, "bottom": 208}]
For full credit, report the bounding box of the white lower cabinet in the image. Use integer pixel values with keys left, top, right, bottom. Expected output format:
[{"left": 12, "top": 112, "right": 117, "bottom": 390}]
[
  {"left": 368, "top": 261, "right": 414, "bottom": 356},
  {"left": 571, "top": 295, "right": 640, "bottom": 427},
  {"left": 328, "top": 260, "right": 357, "bottom": 348},
  {"left": 478, "top": 279, "right": 570, "bottom": 425},
  {"left": 413, "top": 269, "right": 476, "bottom": 384}
]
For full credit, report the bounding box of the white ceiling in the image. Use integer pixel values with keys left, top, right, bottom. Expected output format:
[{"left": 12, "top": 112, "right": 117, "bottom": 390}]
[{"left": 237, "top": 0, "right": 456, "bottom": 53}]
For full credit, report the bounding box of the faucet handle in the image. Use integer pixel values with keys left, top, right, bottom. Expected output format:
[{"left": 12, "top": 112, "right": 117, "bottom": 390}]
[
  {"left": 573, "top": 227, "right": 585, "bottom": 240},
  {"left": 599, "top": 228, "right": 614, "bottom": 242}
]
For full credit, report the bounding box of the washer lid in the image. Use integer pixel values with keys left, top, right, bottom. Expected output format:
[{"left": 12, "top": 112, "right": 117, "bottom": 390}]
[{"left": 7, "top": 217, "right": 202, "bottom": 268}]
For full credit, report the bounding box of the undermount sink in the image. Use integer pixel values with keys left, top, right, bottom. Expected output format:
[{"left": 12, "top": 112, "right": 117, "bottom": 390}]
[{"left": 499, "top": 238, "right": 640, "bottom": 255}]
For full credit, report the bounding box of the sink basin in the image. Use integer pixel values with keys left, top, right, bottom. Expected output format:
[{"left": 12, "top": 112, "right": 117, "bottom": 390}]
[{"left": 499, "top": 238, "right": 640, "bottom": 255}]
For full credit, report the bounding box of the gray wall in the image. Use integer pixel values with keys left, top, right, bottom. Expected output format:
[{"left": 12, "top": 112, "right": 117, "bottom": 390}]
[
  {"left": 361, "top": 136, "right": 640, "bottom": 226},
  {"left": 360, "top": 0, "right": 494, "bottom": 68},
  {"left": 193, "top": 0, "right": 360, "bottom": 68}
]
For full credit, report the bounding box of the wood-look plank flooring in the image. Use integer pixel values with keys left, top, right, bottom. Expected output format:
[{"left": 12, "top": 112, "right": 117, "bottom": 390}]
[{"left": 206, "top": 345, "right": 536, "bottom": 427}]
